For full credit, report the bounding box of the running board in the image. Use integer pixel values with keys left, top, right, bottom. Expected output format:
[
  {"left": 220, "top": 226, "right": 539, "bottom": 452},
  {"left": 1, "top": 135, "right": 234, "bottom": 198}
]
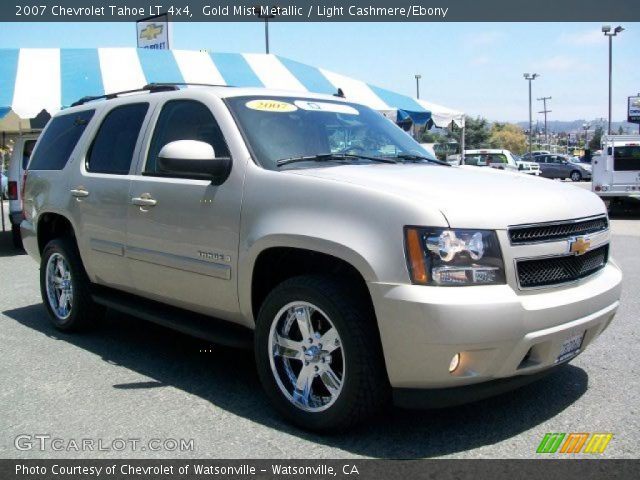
[{"left": 91, "top": 286, "right": 253, "bottom": 349}]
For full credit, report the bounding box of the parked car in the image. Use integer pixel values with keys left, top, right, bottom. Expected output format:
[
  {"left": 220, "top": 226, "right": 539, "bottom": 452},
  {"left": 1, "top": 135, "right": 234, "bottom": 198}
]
[
  {"left": 520, "top": 150, "right": 550, "bottom": 161},
  {"left": 21, "top": 84, "right": 622, "bottom": 431},
  {"left": 533, "top": 154, "right": 592, "bottom": 181},
  {"left": 592, "top": 134, "right": 640, "bottom": 211},
  {"left": 7, "top": 134, "right": 39, "bottom": 247},
  {"left": 462, "top": 149, "right": 540, "bottom": 175},
  {"left": 569, "top": 156, "right": 592, "bottom": 173}
]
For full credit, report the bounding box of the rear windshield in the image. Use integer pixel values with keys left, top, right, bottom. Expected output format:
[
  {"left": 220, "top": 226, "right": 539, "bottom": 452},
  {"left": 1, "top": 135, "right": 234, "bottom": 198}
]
[
  {"left": 464, "top": 153, "right": 508, "bottom": 166},
  {"left": 613, "top": 146, "right": 640, "bottom": 171},
  {"left": 29, "top": 110, "right": 95, "bottom": 170}
]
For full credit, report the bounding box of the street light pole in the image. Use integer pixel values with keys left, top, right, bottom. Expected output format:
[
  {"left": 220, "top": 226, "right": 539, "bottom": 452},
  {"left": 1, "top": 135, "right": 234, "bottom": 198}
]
[
  {"left": 258, "top": 7, "right": 276, "bottom": 54},
  {"left": 602, "top": 25, "right": 624, "bottom": 135},
  {"left": 538, "top": 96, "right": 552, "bottom": 149},
  {"left": 414, "top": 74, "right": 421, "bottom": 99},
  {"left": 524, "top": 73, "right": 539, "bottom": 156}
]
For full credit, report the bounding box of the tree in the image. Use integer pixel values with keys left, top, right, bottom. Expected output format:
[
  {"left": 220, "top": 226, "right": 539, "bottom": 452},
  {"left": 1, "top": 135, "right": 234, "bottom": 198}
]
[
  {"left": 589, "top": 126, "right": 603, "bottom": 151},
  {"left": 447, "top": 116, "right": 490, "bottom": 149},
  {"left": 488, "top": 123, "right": 527, "bottom": 154}
]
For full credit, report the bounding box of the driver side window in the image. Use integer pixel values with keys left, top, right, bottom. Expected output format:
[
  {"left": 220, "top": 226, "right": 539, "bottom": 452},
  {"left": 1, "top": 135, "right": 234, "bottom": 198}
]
[{"left": 145, "top": 100, "right": 230, "bottom": 175}]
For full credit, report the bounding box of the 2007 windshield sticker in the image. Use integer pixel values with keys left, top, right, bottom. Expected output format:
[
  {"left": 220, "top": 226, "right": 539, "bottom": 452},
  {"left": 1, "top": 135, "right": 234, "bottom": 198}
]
[{"left": 245, "top": 100, "right": 298, "bottom": 112}]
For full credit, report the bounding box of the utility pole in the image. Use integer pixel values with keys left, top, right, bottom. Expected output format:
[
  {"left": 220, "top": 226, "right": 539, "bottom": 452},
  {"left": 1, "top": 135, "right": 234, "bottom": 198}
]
[
  {"left": 537, "top": 96, "right": 552, "bottom": 150},
  {"left": 523, "top": 73, "right": 539, "bottom": 156}
]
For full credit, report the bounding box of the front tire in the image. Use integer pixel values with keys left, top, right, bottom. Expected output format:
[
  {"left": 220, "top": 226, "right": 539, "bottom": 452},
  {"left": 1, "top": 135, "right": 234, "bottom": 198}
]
[
  {"left": 255, "top": 275, "right": 389, "bottom": 432},
  {"left": 570, "top": 170, "right": 582, "bottom": 182},
  {"left": 40, "top": 237, "right": 103, "bottom": 331}
]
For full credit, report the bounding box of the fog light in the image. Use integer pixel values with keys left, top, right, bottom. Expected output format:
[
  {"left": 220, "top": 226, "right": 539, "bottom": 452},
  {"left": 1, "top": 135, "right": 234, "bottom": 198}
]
[{"left": 449, "top": 353, "right": 461, "bottom": 373}]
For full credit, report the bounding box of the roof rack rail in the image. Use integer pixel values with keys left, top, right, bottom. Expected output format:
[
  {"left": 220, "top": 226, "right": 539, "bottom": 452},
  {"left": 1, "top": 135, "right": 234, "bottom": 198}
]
[
  {"left": 70, "top": 82, "right": 234, "bottom": 107},
  {"left": 144, "top": 82, "right": 233, "bottom": 89},
  {"left": 70, "top": 83, "right": 179, "bottom": 107}
]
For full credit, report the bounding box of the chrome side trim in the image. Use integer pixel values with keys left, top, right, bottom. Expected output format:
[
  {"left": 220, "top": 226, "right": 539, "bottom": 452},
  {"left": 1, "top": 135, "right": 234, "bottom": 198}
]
[
  {"left": 125, "top": 246, "right": 231, "bottom": 280},
  {"left": 90, "top": 239, "right": 125, "bottom": 256}
]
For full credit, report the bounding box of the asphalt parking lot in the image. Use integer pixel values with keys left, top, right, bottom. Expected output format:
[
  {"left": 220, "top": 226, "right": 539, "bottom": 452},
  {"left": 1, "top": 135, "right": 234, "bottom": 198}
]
[{"left": 1, "top": 190, "right": 639, "bottom": 459}]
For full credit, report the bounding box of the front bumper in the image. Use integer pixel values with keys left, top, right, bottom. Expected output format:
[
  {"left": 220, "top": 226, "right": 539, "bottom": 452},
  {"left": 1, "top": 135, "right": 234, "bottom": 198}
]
[{"left": 370, "top": 261, "right": 622, "bottom": 391}]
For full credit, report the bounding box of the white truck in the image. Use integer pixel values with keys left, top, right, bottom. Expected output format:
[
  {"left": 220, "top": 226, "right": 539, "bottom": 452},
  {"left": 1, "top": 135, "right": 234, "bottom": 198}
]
[{"left": 592, "top": 135, "right": 640, "bottom": 210}]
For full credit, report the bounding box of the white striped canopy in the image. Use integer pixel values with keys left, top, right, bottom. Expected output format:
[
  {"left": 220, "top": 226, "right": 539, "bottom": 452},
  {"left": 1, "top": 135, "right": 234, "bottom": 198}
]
[{"left": 0, "top": 48, "right": 463, "bottom": 128}]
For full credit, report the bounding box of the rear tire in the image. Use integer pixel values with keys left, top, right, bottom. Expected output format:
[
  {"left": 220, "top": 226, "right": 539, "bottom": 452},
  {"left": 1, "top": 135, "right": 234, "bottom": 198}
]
[
  {"left": 40, "top": 237, "right": 103, "bottom": 331},
  {"left": 255, "top": 275, "right": 389, "bottom": 432}
]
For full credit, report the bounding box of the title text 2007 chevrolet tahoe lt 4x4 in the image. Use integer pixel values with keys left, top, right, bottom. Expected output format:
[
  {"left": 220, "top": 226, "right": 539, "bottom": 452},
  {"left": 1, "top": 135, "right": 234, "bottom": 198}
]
[{"left": 21, "top": 84, "right": 622, "bottom": 431}]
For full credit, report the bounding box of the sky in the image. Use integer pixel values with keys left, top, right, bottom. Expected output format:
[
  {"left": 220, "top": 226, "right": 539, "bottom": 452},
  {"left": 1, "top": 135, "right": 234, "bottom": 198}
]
[{"left": 0, "top": 21, "right": 638, "bottom": 122}]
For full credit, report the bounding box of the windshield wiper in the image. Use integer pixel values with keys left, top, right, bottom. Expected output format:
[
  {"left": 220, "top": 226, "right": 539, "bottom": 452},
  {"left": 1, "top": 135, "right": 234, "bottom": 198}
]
[
  {"left": 391, "top": 154, "right": 450, "bottom": 166},
  {"left": 276, "top": 153, "right": 397, "bottom": 167}
]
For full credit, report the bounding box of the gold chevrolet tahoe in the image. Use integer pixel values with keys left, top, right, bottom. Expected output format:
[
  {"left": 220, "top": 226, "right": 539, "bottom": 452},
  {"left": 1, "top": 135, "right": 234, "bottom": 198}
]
[{"left": 21, "top": 84, "right": 622, "bottom": 431}]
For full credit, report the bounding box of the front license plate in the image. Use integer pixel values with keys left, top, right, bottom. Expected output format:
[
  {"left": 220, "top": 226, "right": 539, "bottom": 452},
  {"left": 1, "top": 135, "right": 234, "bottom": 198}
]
[{"left": 556, "top": 332, "right": 585, "bottom": 363}]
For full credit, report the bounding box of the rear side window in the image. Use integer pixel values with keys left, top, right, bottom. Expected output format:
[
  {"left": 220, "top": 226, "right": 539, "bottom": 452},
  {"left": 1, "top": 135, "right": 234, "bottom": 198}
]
[
  {"left": 28, "top": 110, "right": 94, "bottom": 170},
  {"left": 86, "top": 103, "right": 149, "bottom": 175},
  {"left": 613, "top": 146, "right": 640, "bottom": 171},
  {"left": 21, "top": 140, "right": 37, "bottom": 169},
  {"left": 145, "top": 100, "right": 230, "bottom": 174}
]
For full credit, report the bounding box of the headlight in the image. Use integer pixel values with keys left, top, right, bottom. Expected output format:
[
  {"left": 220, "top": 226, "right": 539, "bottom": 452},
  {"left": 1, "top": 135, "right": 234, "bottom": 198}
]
[{"left": 404, "top": 227, "right": 505, "bottom": 286}]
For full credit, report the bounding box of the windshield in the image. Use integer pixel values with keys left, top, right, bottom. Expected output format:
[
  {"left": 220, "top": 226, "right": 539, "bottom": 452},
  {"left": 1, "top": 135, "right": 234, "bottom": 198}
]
[{"left": 225, "top": 96, "right": 436, "bottom": 170}]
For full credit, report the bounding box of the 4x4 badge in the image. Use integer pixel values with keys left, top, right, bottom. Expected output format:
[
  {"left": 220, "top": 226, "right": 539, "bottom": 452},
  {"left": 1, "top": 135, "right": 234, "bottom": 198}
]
[{"left": 569, "top": 236, "right": 591, "bottom": 256}]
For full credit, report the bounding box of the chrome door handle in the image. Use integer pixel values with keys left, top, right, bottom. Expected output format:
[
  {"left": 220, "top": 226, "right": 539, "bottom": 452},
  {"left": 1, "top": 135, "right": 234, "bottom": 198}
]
[
  {"left": 70, "top": 187, "right": 89, "bottom": 197},
  {"left": 131, "top": 194, "right": 157, "bottom": 207}
]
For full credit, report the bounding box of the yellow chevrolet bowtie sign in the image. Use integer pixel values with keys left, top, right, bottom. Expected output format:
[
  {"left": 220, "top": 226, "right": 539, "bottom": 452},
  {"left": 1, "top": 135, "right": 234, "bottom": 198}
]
[
  {"left": 139, "top": 23, "right": 163, "bottom": 41},
  {"left": 569, "top": 237, "right": 591, "bottom": 256}
]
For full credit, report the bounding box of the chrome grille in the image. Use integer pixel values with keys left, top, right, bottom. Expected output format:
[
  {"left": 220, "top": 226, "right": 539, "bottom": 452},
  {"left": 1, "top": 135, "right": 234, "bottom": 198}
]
[
  {"left": 509, "top": 216, "right": 608, "bottom": 244},
  {"left": 516, "top": 245, "right": 608, "bottom": 288}
]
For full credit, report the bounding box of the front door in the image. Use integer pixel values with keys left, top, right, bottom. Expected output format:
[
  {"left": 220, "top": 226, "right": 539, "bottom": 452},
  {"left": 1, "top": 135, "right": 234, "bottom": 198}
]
[{"left": 126, "top": 99, "right": 244, "bottom": 319}]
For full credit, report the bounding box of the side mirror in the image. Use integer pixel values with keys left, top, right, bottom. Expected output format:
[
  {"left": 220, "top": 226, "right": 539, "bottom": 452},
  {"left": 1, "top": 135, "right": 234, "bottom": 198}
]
[{"left": 157, "top": 140, "right": 231, "bottom": 185}]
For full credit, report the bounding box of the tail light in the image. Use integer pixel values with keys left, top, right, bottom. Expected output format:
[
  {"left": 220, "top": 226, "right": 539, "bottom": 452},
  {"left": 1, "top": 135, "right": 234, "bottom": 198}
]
[
  {"left": 8, "top": 181, "right": 18, "bottom": 200},
  {"left": 21, "top": 171, "right": 28, "bottom": 219}
]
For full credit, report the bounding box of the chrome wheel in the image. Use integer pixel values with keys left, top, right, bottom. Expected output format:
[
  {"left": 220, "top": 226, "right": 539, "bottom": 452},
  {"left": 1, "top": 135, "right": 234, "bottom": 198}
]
[
  {"left": 268, "top": 301, "right": 345, "bottom": 412},
  {"left": 45, "top": 253, "right": 73, "bottom": 321},
  {"left": 570, "top": 171, "right": 581, "bottom": 182}
]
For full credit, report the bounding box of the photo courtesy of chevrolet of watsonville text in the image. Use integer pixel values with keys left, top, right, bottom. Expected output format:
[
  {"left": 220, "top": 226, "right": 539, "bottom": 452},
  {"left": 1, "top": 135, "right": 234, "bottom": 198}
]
[{"left": 1, "top": 0, "right": 640, "bottom": 476}]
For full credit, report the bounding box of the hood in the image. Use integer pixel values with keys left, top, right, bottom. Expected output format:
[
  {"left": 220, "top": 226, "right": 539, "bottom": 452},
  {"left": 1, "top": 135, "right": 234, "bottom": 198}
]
[{"left": 286, "top": 164, "right": 605, "bottom": 229}]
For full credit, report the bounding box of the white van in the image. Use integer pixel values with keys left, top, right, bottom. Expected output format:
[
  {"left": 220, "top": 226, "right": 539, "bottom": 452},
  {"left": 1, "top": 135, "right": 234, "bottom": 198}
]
[
  {"left": 7, "top": 133, "right": 39, "bottom": 247},
  {"left": 592, "top": 135, "right": 640, "bottom": 210}
]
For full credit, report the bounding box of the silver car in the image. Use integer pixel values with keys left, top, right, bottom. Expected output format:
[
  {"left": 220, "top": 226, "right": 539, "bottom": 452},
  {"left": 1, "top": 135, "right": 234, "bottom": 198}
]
[{"left": 21, "top": 85, "right": 622, "bottom": 431}]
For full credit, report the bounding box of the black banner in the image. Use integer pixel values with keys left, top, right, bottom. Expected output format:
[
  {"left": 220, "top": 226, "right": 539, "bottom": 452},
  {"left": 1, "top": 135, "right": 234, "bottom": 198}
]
[
  {"left": 3, "top": 0, "right": 640, "bottom": 22},
  {"left": 2, "top": 459, "right": 639, "bottom": 480}
]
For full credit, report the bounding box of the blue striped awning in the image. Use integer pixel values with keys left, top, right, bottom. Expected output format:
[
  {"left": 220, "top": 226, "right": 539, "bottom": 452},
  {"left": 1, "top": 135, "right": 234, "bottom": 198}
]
[{"left": 0, "top": 48, "right": 432, "bottom": 125}]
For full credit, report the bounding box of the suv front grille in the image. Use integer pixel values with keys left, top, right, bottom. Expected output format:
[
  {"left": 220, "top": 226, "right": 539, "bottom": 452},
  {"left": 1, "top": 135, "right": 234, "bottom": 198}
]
[
  {"left": 516, "top": 245, "right": 608, "bottom": 288},
  {"left": 509, "top": 216, "right": 608, "bottom": 244}
]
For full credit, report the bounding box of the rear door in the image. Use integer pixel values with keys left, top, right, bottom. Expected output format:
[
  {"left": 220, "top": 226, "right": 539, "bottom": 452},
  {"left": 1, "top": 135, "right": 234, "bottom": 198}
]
[
  {"left": 125, "top": 97, "right": 245, "bottom": 319},
  {"left": 66, "top": 102, "right": 151, "bottom": 290},
  {"left": 611, "top": 144, "right": 640, "bottom": 190}
]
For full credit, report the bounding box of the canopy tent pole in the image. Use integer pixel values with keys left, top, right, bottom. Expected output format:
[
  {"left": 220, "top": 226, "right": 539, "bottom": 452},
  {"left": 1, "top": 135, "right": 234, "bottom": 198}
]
[
  {"left": 1, "top": 130, "right": 5, "bottom": 232},
  {"left": 460, "top": 124, "right": 465, "bottom": 163}
]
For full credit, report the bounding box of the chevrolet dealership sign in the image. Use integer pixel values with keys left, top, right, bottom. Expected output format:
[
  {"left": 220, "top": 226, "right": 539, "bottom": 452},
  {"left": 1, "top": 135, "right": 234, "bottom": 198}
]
[{"left": 136, "top": 13, "right": 171, "bottom": 49}]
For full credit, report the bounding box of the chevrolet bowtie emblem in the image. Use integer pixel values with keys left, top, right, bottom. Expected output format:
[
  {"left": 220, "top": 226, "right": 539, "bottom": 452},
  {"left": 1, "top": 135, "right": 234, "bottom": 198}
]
[
  {"left": 569, "top": 236, "right": 591, "bottom": 256},
  {"left": 139, "top": 23, "right": 163, "bottom": 41}
]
